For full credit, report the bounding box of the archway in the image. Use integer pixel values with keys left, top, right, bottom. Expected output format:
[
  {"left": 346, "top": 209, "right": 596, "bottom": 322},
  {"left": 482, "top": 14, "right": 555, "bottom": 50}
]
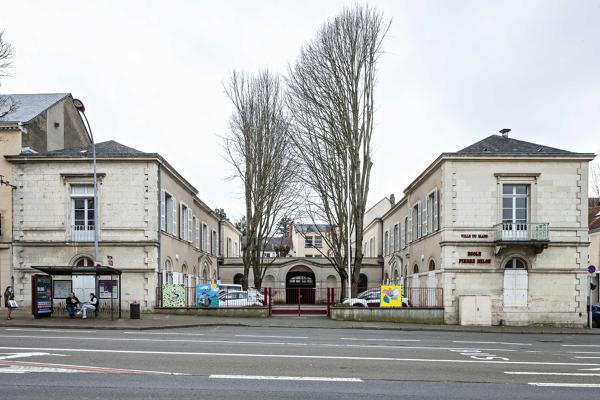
[
  {"left": 286, "top": 265, "right": 315, "bottom": 304},
  {"left": 233, "top": 273, "right": 245, "bottom": 286}
]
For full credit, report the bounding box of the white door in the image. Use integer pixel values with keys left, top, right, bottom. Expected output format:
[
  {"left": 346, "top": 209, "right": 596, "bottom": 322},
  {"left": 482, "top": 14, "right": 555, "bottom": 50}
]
[{"left": 73, "top": 257, "right": 96, "bottom": 301}]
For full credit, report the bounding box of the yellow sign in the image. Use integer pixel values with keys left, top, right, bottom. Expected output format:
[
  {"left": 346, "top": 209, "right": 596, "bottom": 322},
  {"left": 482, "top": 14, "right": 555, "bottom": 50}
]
[{"left": 380, "top": 285, "right": 403, "bottom": 307}]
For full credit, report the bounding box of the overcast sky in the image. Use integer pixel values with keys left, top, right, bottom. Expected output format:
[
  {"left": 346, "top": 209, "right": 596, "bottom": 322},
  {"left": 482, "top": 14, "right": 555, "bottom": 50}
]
[{"left": 1, "top": 1, "right": 599, "bottom": 221}]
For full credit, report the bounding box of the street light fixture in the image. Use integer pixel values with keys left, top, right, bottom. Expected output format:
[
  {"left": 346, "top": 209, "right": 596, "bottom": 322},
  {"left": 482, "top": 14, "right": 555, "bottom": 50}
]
[{"left": 73, "top": 98, "right": 100, "bottom": 267}]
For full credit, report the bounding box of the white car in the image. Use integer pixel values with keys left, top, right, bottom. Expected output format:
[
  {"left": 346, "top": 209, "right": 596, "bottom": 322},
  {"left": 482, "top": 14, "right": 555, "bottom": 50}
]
[
  {"left": 218, "top": 291, "right": 261, "bottom": 307},
  {"left": 343, "top": 288, "right": 409, "bottom": 308}
]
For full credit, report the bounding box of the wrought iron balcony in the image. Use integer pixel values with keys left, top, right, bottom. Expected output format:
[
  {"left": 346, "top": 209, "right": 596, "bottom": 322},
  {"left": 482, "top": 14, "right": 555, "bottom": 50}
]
[
  {"left": 493, "top": 222, "right": 549, "bottom": 242},
  {"left": 72, "top": 225, "right": 94, "bottom": 241}
]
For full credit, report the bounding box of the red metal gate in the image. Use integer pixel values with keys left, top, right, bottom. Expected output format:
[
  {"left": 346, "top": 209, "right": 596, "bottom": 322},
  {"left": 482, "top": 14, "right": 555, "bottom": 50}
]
[{"left": 267, "top": 287, "right": 335, "bottom": 316}]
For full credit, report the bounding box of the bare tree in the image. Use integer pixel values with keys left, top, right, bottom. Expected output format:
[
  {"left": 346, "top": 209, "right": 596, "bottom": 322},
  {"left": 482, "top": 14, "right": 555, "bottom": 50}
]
[
  {"left": 0, "top": 30, "right": 15, "bottom": 116},
  {"left": 223, "top": 70, "right": 299, "bottom": 289},
  {"left": 591, "top": 160, "right": 600, "bottom": 199},
  {"left": 288, "top": 5, "right": 389, "bottom": 298}
]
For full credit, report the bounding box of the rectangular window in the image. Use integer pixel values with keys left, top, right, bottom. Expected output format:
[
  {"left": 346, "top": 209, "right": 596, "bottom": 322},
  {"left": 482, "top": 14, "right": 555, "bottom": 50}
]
[
  {"left": 384, "top": 231, "right": 389, "bottom": 256},
  {"left": 369, "top": 237, "right": 374, "bottom": 257},
  {"left": 403, "top": 217, "right": 408, "bottom": 248},
  {"left": 164, "top": 192, "right": 173, "bottom": 234},
  {"left": 304, "top": 236, "right": 313, "bottom": 248},
  {"left": 502, "top": 184, "right": 529, "bottom": 224},
  {"left": 394, "top": 224, "right": 399, "bottom": 252},
  {"left": 211, "top": 230, "right": 217, "bottom": 255},
  {"left": 202, "top": 223, "right": 208, "bottom": 251},
  {"left": 314, "top": 236, "right": 323, "bottom": 248},
  {"left": 412, "top": 204, "right": 420, "bottom": 241},
  {"left": 71, "top": 185, "right": 94, "bottom": 241},
  {"left": 227, "top": 238, "right": 232, "bottom": 256}
]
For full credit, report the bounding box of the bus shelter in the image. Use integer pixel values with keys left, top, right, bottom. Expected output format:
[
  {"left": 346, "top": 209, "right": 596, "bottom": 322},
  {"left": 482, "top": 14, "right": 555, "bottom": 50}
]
[{"left": 31, "top": 265, "right": 122, "bottom": 319}]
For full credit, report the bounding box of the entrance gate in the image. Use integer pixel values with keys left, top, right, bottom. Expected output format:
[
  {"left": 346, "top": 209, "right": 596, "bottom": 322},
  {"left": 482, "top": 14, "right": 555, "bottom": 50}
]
[{"left": 266, "top": 287, "right": 335, "bottom": 316}]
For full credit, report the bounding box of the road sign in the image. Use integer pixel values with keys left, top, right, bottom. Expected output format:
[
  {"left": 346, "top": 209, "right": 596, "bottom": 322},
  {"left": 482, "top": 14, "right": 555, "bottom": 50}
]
[{"left": 589, "top": 265, "right": 596, "bottom": 274}]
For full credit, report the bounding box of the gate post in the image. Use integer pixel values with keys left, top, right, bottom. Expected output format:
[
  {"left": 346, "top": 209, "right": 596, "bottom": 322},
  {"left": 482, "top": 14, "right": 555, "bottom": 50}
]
[
  {"left": 297, "top": 287, "right": 301, "bottom": 316},
  {"left": 267, "top": 287, "right": 272, "bottom": 316}
]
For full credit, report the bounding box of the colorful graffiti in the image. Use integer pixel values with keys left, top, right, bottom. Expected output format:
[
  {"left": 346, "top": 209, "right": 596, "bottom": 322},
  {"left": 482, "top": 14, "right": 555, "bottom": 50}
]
[
  {"left": 380, "top": 285, "right": 402, "bottom": 307},
  {"left": 162, "top": 284, "right": 185, "bottom": 307},
  {"left": 196, "top": 283, "right": 220, "bottom": 308}
]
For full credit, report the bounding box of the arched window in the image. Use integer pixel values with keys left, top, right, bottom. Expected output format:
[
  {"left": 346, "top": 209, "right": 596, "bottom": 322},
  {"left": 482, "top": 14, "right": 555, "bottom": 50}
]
[
  {"left": 413, "top": 264, "right": 419, "bottom": 274},
  {"left": 233, "top": 273, "right": 244, "bottom": 286},
  {"left": 393, "top": 269, "right": 399, "bottom": 281},
  {"left": 165, "top": 259, "right": 173, "bottom": 284},
  {"left": 75, "top": 257, "right": 94, "bottom": 267},
  {"left": 428, "top": 260, "right": 435, "bottom": 271},
  {"left": 358, "top": 273, "right": 368, "bottom": 293},
  {"left": 504, "top": 258, "right": 527, "bottom": 269}
]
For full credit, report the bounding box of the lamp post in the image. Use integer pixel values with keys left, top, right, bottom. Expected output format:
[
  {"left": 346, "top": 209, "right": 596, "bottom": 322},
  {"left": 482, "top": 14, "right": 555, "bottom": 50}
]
[{"left": 72, "top": 99, "right": 100, "bottom": 267}]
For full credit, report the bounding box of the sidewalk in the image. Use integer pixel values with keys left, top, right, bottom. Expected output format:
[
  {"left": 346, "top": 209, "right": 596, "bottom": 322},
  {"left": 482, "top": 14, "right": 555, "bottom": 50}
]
[{"left": 0, "top": 309, "right": 598, "bottom": 334}]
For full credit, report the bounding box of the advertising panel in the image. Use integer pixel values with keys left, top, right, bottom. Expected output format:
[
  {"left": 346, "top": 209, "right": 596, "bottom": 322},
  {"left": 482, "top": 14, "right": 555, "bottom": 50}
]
[
  {"left": 32, "top": 274, "right": 53, "bottom": 317},
  {"left": 380, "top": 285, "right": 403, "bottom": 307},
  {"left": 52, "top": 280, "right": 72, "bottom": 299},
  {"left": 196, "top": 283, "right": 220, "bottom": 308},
  {"left": 99, "top": 280, "right": 119, "bottom": 299}
]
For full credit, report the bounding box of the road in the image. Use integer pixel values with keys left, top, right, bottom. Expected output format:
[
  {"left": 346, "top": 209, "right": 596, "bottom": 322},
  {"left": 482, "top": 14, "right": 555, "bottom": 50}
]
[{"left": 0, "top": 323, "right": 599, "bottom": 399}]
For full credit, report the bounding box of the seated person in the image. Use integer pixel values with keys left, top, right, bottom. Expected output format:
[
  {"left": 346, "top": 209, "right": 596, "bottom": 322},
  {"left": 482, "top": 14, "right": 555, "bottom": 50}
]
[
  {"left": 66, "top": 292, "right": 80, "bottom": 318},
  {"left": 80, "top": 293, "right": 99, "bottom": 319}
]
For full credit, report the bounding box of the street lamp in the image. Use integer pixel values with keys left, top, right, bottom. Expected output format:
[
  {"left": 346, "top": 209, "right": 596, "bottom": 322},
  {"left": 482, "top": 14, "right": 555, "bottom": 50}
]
[{"left": 72, "top": 98, "right": 100, "bottom": 267}]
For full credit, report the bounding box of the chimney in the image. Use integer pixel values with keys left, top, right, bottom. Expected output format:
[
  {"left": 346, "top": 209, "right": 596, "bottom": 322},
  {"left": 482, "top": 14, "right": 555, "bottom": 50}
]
[
  {"left": 500, "top": 128, "right": 511, "bottom": 138},
  {"left": 390, "top": 194, "right": 395, "bottom": 205}
]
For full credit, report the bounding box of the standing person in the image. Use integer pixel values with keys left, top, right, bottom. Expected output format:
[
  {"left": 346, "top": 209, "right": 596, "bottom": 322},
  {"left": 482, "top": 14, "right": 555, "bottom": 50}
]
[
  {"left": 4, "top": 286, "right": 15, "bottom": 320},
  {"left": 80, "top": 293, "right": 98, "bottom": 319},
  {"left": 66, "top": 292, "right": 80, "bottom": 319}
]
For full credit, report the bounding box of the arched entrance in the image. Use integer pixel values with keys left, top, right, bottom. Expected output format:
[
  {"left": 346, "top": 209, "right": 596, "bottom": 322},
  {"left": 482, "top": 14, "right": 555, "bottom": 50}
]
[{"left": 286, "top": 266, "right": 315, "bottom": 304}]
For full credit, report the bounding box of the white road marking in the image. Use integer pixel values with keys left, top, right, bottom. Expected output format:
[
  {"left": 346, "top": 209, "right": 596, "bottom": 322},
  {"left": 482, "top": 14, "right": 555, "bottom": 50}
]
[
  {"left": 0, "top": 352, "right": 67, "bottom": 360},
  {"left": 0, "top": 335, "right": 520, "bottom": 353},
  {"left": 506, "top": 371, "right": 600, "bottom": 377},
  {"left": 5, "top": 328, "right": 97, "bottom": 333},
  {"left": 574, "top": 356, "right": 600, "bottom": 359},
  {"left": 453, "top": 341, "right": 531, "bottom": 346},
  {"left": 0, "top": 360, "right": 188, "bottom": 375},
  {"left": 341, "top": 338, "right": 420, "bottom": 342},
  {"left": 528, "top": 383, "right": 600, "bottom": 388},
  {"left": 210, "top": 374, "right": 362, "bottom": 382},
  {"left": 568, "top": 352, "right": 600, "bottom": 354},
  {"left": 561, "top": 345, "right": 600, "bottom": 348},
  {"left": 123, "top": 331, "right": 205, "bottom": 336},
  {"left": 1, "top": 346, "right": 599, "bottom": 367},
  {"left": 235, "top": 335, "right": 309, "bottom": 339}
]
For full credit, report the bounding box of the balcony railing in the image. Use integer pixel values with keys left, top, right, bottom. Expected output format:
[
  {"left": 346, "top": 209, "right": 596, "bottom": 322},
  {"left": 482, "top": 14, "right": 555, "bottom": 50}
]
[
  {"left": 493, "top": 222, "right": 549, "bottom": 242},
  {"left": 72, "top": 225, "right": 94, "bottom": 241}
]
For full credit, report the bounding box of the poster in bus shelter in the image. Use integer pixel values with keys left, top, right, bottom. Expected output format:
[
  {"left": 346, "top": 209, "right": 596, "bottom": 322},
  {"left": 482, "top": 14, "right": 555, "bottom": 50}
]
[
  {"left": 32, "top": 274, "right": 53, "bottom": 317},
  {"left": 380, "top": 285, "right": 403, "bottom": 307},
  {"left": 196, "top": 283, "right": 219, "bottom": 308},
  {"left": 162, "top": 284, "right": 185, "bottom": 307}
]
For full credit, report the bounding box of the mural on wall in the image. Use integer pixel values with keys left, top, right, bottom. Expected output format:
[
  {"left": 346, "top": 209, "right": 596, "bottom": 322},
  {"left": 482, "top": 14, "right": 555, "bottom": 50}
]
[
  {"left": 162, "top": 284, "right": 185, "bottom": 307},
  {"left": 380, "top": 285, "right": 403, "bottom": 307},
  {"left": 196, "top": 283, "right": 220, "bottom": 308}
]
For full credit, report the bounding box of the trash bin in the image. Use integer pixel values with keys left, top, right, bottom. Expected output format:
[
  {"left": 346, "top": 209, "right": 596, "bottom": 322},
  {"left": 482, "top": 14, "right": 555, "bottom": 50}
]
[{"left": 130, "top": 303, "right": 140, "bottom": 319}]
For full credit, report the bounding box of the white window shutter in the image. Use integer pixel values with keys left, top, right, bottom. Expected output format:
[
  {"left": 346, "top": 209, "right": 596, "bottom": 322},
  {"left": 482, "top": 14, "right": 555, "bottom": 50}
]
[
  {"left": 179, "top": 203, "right": 184, "bottom": 238},
  {"left": 187, "top": 209, "right": 193, "bottom": 242},
  {"left": 408, "top": 212, "right": 412, "bottom": 243},
  {"left": 160, "top": 189, "right": 166, "bottom": 231},
  {"left": 433, "top": 189, "right": 439, "bottom": 231},
  {"left": 417, "top": 201, "right": 422, "bottom": 239},
  {"left": 423, "top": 198, "right": 428, "bottom": 236},
  {"left": 172, "top": 197, "right": 177, "bottom": 235},
  {"left": 401, "top": 221, "right": 405, "bottom": 248},
  {"left": 195, "top": 219, "right": 200, "bottom": 248}
]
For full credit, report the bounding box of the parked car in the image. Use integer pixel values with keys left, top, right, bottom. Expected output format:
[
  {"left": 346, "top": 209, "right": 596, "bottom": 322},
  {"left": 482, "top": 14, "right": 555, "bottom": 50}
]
[
  {"left": 592, "top": 304, "right": 600, "bottom": 328},
  {"left": 218, "top": 290, "right": 261, "bottom": 307},
  {"left": 343, "top": 288, "right": 410, "bottom": 308}
]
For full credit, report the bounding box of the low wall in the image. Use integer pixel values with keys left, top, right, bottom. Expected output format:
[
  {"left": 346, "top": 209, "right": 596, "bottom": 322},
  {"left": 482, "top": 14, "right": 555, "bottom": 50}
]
[
  {"left": 154, "top": 307, "right": 269, "bottom": 318},
  {"left": 330, "top": 307, "right": 444, "bottom": 324}
]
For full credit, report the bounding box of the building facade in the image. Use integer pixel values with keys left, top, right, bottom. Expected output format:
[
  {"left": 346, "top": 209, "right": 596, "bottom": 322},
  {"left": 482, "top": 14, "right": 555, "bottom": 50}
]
[
  {"left": 7, "top": 140, "right": 231, "bottom": 311},
  {"left": 0, "top": 93, "right": 90, "bottom": 311},
  {"left": 381, "top": 133, "right": 594, "bottom": 326}
]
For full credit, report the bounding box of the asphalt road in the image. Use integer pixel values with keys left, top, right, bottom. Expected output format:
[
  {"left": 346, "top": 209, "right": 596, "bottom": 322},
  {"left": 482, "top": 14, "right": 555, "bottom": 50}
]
[{"left": 1, "top": 324, "right": 599, "bottom": 399}]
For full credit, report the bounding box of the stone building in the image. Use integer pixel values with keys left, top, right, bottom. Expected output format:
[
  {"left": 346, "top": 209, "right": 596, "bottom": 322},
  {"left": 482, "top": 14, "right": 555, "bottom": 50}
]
[
  {"left": 0, "top": 93, "right": 90, "bottom": 311},
  {"left": 7, "top": 140, "right": 232, "bottom": 311},
  {"left": 380, "top": 133, "right": 594, "bottom": 326}
]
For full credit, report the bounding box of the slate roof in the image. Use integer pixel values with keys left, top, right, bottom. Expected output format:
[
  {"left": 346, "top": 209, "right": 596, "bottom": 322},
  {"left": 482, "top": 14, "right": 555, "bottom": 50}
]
[
  {"left": 294, "top": 223, "right": 332, "bottom": 234},
  {"left": 590, "top": 206, "right": 600, "bottom": 232},
  {"left": 455, "top": 135, "right": 573, "bottom": 155},
  {"left": 22, "top": 140, "right": 153, "bottom": 158},
  {"left": 0, "top": 93, "right": 70, "bottom": 125}
]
